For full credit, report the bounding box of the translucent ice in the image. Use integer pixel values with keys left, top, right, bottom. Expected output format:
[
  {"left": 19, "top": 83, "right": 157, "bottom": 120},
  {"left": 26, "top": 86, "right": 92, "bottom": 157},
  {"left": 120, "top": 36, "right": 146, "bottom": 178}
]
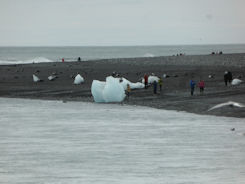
[{"left": 91, "top": 76, "right": 125, "bottom": 102}]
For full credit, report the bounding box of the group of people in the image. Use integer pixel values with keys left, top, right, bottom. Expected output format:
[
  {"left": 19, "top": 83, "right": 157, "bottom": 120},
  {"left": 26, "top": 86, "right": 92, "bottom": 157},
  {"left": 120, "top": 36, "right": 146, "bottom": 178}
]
[
  {"left": 61, "top": 57, "right": 81, "bottom": 62},
  {"left": 189, "top": 79, "right": 205, "bottom": 96},
  {"left": 189, "top": 71, "right": 233, "bottom": 96},
  {"left": 143, "top": 73, "right": 205, "bottom": 96},
  {"left": 127, "top": 70, "right": 233, "bottom": 99},
  {"left": 143, "top": 74, "right": 163, "bottom": 94}
]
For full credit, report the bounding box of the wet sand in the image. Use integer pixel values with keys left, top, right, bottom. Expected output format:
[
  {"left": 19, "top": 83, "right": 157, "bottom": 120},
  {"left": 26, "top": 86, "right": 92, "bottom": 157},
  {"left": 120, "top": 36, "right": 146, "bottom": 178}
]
[{"left": 0, "top": 53, "right": 245, "bottom": 118}]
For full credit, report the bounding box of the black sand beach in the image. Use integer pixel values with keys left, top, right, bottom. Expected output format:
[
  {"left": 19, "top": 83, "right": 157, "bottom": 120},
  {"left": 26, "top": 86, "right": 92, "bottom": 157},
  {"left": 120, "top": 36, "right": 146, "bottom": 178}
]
[{"left": 0, "top": 53, "right": 245, "bottom": 118}]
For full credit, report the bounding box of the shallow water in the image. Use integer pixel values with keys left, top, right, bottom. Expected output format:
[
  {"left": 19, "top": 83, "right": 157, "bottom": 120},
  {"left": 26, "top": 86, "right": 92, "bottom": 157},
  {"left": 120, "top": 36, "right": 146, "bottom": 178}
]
[{"left": 0, "top": 98, "right": 245, "bottom": 184}]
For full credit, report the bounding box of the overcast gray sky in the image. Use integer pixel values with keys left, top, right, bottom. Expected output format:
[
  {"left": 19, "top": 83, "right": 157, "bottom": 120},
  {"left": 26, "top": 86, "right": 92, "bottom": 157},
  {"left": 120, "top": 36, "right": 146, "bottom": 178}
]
[{"left": 0, "top": 0, "right": 244, "bottom": 46}]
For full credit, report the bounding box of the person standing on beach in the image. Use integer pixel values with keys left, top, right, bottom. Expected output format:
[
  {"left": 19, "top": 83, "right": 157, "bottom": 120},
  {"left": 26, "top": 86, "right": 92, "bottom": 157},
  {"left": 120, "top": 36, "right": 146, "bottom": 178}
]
[
  {"left": 190, "top": 80, "right": 196, "bottom": 96},
  {"left": 126, "top": 84, "right": 131, "bottom": 99},
  {"left": 224, "top": 71, "right": 229, "bottom": 86},
  {"left": 158, "top": 77, "right": 163, "bottom": 92},
  {"left": 153, "top": 80, "right": 157, "bottom": 94},
  {"left": 198, "top": 80, "right": 205, "bottom": 94},
  {"left": 224, "top": 71, "right": 233, "bottom": 86},
  {"left": 144, "top": 74, "right": 148, "bottom": 89}
]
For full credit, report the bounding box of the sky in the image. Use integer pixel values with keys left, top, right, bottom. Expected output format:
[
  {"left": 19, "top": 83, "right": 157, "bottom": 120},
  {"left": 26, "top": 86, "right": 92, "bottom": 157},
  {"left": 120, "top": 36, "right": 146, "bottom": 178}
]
[{"left": 0, "top": 0, "right": 244, "bottom": 46}]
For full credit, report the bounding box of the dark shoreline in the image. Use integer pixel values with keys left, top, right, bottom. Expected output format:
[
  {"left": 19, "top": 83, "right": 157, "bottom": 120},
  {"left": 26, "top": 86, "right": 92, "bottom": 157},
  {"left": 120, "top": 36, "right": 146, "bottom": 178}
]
[{"left": 0, "top": 53, "right": 245, "bottom": 118}]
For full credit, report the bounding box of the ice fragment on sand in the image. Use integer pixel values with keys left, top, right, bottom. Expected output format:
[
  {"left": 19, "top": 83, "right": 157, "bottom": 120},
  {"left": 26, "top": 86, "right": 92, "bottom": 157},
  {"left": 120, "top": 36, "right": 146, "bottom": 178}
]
[
  {"left": 231, "top": 79, "right": 243, "bottom": 86},
  {"left": 48, "top": 75, "right": 57, "bottom": 81},
  {"left": 74, "top": 74, "right": 84, "bottom": 84}
]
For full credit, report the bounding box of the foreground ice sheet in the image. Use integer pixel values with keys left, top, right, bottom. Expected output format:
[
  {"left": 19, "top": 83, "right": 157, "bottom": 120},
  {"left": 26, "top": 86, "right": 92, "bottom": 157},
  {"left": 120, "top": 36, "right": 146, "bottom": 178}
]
[{"left": 0, "top": 98, "right": 245, "bottom": 184}]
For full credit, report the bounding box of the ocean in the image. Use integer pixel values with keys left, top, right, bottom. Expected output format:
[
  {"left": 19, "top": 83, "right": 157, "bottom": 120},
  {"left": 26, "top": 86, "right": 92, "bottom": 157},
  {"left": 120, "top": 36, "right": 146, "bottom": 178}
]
[
  {"left": 0, "top": 44, "right": 245, "bottom": 65},
  {"left": 0, "top": 98, "right": 245, "bottom": 184}
]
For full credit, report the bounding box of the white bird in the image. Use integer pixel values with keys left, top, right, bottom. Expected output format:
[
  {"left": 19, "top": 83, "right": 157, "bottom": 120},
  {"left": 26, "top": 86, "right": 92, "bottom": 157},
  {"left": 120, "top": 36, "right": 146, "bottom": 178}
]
[{"left": 208, "top": 101, "right": 245, "bottom": 111}]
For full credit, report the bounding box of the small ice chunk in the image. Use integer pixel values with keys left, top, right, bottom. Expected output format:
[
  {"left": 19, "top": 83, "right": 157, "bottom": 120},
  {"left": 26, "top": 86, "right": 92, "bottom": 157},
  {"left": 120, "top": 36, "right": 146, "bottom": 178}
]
[
  {"left": 231, "top": 79, "right": 243, "bottom": 86},
  {"left": 74, "top": 74, "right": 84, "bottom": 84},
  {"left": 48, "top": 75, "right": 57, "bottom": 81},
  {"left": 33, "top": 74, "right": 41, "bottom": 82}
]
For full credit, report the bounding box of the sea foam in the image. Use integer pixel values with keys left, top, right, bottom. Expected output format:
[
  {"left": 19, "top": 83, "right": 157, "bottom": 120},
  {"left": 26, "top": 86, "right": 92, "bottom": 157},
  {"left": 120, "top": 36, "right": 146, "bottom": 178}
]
[{"left": 0, "top": 57, "right": 54, "bottom": 65}]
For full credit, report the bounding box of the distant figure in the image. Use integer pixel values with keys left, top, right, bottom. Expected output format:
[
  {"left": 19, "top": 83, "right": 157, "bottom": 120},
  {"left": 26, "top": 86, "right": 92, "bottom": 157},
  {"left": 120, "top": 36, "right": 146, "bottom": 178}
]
[
  {"left": 144, "top": 74, "right": 148, "bottom": 89},
  {"left": 126, "top": 84, "right": 131, "bottom": 98},
  {"left": 78, "top": 57, "right": 81, "bottom": 62},
  {"left": 190, "top": 80, "right": 196, "bottom": 96},
  {"left": 62, "top": 58, "right": 65, "bottom": 62},
  {"left": 198, "top": 80, "right": 205, "bottom": 94},
  {"left": 158, "top": 78, "right": 163, "bottom": 92},
  {"left": 224, "top": 71, "right": 233, "bottom": 86},
  {"left": 153, "top": 80, "right": 157, "bottom": 94}
]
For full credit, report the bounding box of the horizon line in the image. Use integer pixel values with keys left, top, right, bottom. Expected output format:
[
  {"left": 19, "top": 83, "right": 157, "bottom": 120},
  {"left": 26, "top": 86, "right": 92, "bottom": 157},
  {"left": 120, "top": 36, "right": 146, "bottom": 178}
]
[{"left": 1, "top": 43, "right": 245, "bottom": 47}]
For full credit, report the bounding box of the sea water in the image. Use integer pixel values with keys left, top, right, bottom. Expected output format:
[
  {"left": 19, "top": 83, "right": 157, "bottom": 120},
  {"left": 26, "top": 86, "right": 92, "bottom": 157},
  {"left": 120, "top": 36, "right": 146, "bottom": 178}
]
[
  {"left": 0, "top": 44, "right": 245, "bottom": 65},
  {"left": 0, "top": 98, "right": 245, "bottom": 184}
]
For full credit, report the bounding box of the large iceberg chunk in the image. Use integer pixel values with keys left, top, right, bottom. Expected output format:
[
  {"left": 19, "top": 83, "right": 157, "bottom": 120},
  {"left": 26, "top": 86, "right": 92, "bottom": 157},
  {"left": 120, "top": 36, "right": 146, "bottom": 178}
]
[
  {"left": 91, "top": 76, "right": 126, "bottom": 103},
  {"left": 103, "top": 77, "right": 126, "bottom": 102},
  {"left": 91, "top": 76, "right": 145, "bottom": 103},
  {"left": 91, "top": 80, "right": 106, "bottom": 103}
]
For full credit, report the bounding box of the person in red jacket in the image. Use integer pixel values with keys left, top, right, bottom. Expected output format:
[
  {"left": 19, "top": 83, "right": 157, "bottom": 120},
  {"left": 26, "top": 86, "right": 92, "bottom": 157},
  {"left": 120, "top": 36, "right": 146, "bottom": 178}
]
[
  {"left": 198, "top": 80, "right": 205, "bottom": 94},
  {"left": 144, "top": 74, "right": 148, "bottom": 89}
]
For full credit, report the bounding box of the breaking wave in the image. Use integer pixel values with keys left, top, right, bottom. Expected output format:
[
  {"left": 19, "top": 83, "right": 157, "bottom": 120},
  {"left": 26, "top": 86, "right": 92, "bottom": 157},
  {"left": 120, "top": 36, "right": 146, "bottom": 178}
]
[
  {"left": 143, "top": 53, "right": 155, "bottom": 57},
  {"left": 0, "top": 57, "right": 54, "bottom": 65}
]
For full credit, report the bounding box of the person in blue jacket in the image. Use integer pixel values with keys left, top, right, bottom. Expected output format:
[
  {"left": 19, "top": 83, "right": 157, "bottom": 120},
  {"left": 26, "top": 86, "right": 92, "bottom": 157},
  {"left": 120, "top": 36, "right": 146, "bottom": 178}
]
[{"left": 190, "top": 80, "right": 196, "bottom": 96}]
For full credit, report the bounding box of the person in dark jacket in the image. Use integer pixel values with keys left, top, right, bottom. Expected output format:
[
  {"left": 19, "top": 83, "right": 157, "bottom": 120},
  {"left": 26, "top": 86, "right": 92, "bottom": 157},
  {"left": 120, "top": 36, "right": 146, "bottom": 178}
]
[
  {"left": 144, "top": 74, "right": 148, "bottom": 89},
  {"left": 224, "top": 71, "right": 233, "bottom": 86},
  {"left": 153, "top": 80, "right": 157, "bottom": 94},
  {"left": 190, "top": 80, "right": 196, "bottom": 96}
]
